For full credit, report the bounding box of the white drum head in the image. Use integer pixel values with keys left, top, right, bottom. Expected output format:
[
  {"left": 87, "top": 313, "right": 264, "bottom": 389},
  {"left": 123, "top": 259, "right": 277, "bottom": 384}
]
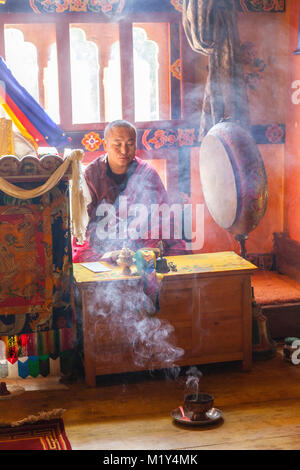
[{"left": 200, "top": 134, "right": 238, "bottom": 230}]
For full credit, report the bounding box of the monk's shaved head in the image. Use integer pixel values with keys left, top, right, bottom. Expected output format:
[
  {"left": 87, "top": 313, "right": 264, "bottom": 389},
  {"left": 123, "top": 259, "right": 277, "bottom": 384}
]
[{"left": 104, "top": 120, "right": 137, "bottom": 141}]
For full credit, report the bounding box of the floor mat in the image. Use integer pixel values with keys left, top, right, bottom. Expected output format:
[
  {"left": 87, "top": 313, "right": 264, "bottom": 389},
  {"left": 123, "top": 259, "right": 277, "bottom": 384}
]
[{"left": 0, "top": 418, "right": 72, "bottom": 450}]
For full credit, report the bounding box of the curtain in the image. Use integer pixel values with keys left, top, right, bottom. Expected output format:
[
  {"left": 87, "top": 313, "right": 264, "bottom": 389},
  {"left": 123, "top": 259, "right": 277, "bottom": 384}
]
[{"left": 182, "top": 0, "right": 250, "bottom": 138}]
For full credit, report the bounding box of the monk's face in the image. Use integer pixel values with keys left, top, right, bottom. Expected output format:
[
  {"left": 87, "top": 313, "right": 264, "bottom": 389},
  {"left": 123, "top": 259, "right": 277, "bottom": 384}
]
[{"left": 104, "top": 126, "right": 136, "bottom": 174}]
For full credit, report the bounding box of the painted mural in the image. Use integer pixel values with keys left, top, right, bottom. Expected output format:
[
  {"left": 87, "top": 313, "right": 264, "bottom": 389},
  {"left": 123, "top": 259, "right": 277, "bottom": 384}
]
[
  {"left": 0, "top": 0, "right": 286, "bottom": 14},
  {"left": 29, "top": 0, "right": 125, "bottom": 14}
]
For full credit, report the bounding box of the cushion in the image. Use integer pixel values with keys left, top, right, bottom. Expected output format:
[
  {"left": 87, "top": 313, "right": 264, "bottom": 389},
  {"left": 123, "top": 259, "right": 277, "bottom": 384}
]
[{"left": 252, "top": 270, "right": 300, "bottom": 305}]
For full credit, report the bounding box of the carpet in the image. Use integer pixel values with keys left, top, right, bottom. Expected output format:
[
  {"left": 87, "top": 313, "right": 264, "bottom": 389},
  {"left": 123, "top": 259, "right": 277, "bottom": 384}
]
[{"left": 0, "top": 418, "right": 72, "bottom": 450}]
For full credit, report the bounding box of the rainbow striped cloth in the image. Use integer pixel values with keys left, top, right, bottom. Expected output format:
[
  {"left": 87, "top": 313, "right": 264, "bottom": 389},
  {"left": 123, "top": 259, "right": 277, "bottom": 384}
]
[
  {"left": 0, "top": 328, "right": 73, "bottom": 378},
  {"left": 0, "top": 56, "right": 69, "bottom": 150}
]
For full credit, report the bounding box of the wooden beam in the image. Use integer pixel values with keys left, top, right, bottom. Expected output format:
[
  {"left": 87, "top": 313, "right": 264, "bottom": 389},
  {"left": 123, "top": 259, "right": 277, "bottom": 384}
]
[
  {"left": 119, "top": 21, "right": 134, "bottom": 123},
  {"left": 56, "top": 19, "right": 72, "bottom": 130}
]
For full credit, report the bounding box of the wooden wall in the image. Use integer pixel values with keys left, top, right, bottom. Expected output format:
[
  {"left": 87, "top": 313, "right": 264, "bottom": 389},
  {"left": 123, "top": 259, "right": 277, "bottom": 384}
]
[
  {"left": 285, "top": 0, "right": 300, "bottom": 243},
  {"left": 190, "top": 8, "right": 289, "bottom": 255}
]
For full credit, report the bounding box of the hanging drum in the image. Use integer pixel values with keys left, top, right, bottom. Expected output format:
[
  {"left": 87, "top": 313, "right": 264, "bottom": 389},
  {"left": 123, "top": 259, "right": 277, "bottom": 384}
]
[{"left": 199, "top": 121, "right": 268, "bottom": 255}]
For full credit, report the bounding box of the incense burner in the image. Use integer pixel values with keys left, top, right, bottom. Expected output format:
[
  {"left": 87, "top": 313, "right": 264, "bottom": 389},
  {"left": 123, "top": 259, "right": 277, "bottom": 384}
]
[
  {"left": 183, "top": 393, "right": 214, "bottom": 421},
  {"left": 116, "top": 245, "right": 135, "bottom": 275}
]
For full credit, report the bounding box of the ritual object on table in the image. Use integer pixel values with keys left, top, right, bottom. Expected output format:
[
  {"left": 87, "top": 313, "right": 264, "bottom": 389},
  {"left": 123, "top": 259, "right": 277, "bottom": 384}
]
[
  {"left": 155, "top": 240, "right": 170, "bottom": 273},
  {"left": 116, "top": 244, "right": 135, "bottom": 275},
  {"left": 168, "top": 261, "right": 177, "bottom": 272},
  {"left": 134, "top": 249, "right": 161, "bottom": 314},
  {"left": 101, "top": 250, "right": 122, "bottom": 265}
]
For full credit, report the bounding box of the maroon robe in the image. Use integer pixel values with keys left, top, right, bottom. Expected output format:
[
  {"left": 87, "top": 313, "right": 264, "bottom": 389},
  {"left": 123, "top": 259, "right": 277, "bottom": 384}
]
[{"left": 72, "top": 155, "right": 185, "bottom": 262}]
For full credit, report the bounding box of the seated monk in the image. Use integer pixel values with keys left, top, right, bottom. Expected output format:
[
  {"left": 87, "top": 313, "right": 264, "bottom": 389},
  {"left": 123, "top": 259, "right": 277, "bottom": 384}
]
[{"left": 72, "top": 120, "right": 186, "bottom": 262}]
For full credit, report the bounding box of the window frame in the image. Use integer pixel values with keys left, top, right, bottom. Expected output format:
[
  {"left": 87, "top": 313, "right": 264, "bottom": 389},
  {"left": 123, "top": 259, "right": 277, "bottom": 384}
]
[{"left": 0, "top": 11, "right": 196, "bottom": 133}]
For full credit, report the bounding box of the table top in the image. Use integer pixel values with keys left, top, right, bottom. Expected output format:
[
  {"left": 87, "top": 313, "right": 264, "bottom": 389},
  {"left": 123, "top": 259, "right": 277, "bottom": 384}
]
[{"left": 73, "top": 251, "right": 257, "bottom": 284}]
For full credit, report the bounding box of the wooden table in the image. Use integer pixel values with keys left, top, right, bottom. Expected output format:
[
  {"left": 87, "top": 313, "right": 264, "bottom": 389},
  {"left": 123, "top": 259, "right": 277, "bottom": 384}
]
[{"left": 73, "top": 252, "right": 257, "bottom": 387}]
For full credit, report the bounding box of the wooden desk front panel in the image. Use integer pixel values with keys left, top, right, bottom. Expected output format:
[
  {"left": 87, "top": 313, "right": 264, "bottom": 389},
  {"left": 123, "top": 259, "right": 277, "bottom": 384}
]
[
  {"left": 158, "top": 279, "right": 194, "bottom": 356},
  {"left": 82, "top": 273, "right": 251, "bottom": 380},
  {"left": 158, "top": 274, "right": 247, "bottom": 362}
]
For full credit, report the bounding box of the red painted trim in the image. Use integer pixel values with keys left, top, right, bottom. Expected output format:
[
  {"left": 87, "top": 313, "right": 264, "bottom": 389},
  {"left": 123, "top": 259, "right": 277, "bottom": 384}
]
[
  {"left": 180, "top": 23, "right": 198, "bottom": 122},
  {"left": 29, "top": 0, "right": 39, "bottom": 14}
]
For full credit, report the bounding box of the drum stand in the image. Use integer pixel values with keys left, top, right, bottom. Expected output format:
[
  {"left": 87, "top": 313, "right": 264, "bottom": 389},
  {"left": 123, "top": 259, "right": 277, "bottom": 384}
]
[
  {"left": 235, "top": 233, "right": 277, "bottom": 359},
  {"left": 235, "top": 234, "right": 248, "bottom": 259},
  {"left": 251, "top": 288, "right": 277, "bottom": 360}
]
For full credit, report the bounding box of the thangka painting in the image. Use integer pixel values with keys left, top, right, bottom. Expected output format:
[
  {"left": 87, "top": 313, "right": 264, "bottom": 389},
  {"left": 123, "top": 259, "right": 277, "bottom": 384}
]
[
  {"left": 0, "top": 181, "right": 74, "bottom": 378},
  {"left": 0, "top": 205, "right": 53, "bottom": 317}
]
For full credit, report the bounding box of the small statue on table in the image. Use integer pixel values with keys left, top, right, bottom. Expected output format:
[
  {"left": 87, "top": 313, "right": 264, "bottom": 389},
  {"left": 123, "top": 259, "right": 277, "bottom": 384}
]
[
  {"left": 116, "top": 243, "right": 135, "bottom": 275},
  {"left": 155, "top": 241, "right": 170, "bottom": 273}
]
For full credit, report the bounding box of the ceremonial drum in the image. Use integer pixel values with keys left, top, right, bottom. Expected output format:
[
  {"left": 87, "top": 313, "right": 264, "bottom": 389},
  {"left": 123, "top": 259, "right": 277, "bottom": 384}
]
[{"left": 199, "top": 121, "right": 268, "bottom": 237}]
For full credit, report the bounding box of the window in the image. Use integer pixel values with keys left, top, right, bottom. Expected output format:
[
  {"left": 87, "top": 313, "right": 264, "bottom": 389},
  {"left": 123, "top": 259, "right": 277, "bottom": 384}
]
[
  {"left": 104, "top": 40, "right": 122, "bottom": 122},
  {"left": 133, "top": 23, "right": 170, "bottom": 122},
  {"left": 1, "top": 16, "right": 184, "bottom": 130},
  {"left": 44, "top": 43, "right": 60, "bottom": 123},
  {"left": 4, "top": 27, "right": 39, "bottom": 102},
  {"left": 133, "top": 26, "right": 160, "bottom": 121},
  {"left": 69, "top": 23, "right": 122, "bottom": 124},
  {"left": 4, "top": 23, "right": 60, "bottom": 124},
  {"left": 70, "top": 26, "right": 100, "bottom": 124},
  {"left": 0, "top": 12, "right": 191, "bottom": 208}
]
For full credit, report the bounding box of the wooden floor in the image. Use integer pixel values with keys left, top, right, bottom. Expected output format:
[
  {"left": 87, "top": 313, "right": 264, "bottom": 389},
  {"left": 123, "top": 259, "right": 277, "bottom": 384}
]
[{"left": 1, "top": 349, "right": 300, "bottom": 450}]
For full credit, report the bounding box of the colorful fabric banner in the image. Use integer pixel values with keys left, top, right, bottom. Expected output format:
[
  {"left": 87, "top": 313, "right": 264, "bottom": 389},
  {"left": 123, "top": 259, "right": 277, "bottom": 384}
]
[
  {"left": 0, "top": 360, "right": 8, "bottom": 378},
  {"left": 28, "top": 356, "right": 39, "bottom": 377},
  {"left": 0, "top": 329, "right": 73, "bottom": 360},
  {"left": 0, "top": 57, "right": 69, "bottom": 148},
  {"left": 39, "top": 355, "right": 50, "bottom": 377},
  {"left": 7, "top": 359, "right": 18, "bottom": 378},
  {"left": 18, "top": 357, "right": 29, "bottom": 379},
  {"left": 0, "top": 352, "right": 70, "bottom": 378}
]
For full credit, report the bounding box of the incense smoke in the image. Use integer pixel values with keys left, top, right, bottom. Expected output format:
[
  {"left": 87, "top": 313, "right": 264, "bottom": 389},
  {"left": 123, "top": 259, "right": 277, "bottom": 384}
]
[
  {"left": 93, "top": 282, "right": 184, "bottom": 371},
  {"left": 185, "top": 366, "right": 203, "bottom": 400}
]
